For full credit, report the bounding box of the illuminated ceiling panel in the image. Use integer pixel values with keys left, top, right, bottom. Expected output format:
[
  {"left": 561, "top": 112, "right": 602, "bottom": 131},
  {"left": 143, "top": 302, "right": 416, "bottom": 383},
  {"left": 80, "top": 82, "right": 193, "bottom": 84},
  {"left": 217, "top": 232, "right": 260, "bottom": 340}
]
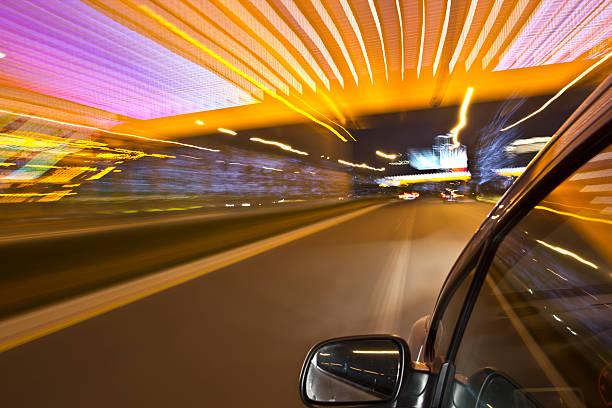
[
  {"left": 0, "top": 0, "right": 258, "bottom": 120},
  {"left": 495, "top": 0, "right": 612, "bottom": 70}
]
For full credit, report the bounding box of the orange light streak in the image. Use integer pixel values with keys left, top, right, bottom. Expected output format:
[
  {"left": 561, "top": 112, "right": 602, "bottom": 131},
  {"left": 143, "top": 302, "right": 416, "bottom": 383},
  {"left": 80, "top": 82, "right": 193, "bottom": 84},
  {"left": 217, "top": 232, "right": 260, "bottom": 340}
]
[
  {"left": 450, "top": 87, "right": 474, "bottom": 147},
  {"left": 338, "top": 159, "right": 385, "bottom": 171},
  {"left": 249, "top": 137, "right": 309, "bottom": 155}
]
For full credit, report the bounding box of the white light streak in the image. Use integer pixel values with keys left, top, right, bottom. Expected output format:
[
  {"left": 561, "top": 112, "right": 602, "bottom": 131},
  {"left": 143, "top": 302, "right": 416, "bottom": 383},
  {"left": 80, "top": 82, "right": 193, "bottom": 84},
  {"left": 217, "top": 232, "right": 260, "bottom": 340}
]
[
  {"left": 218, "top": 127, "right": 237, "bottom": 135},
  {"left": 417, "top": 0, "right": 426, "bottom": 78},
  {"left": 433, "top": 0, "right": 452, "bottom": 75},
  {"left": 501, "top": 51, "right": 612, "bottom": 131},
  {"left": 449, "top": 0, "right": 478, "bottom": 73},
  {"left": 276, "top": 0, "right": 345, "bottom": 87},
  {"left": 339, "top": 0, "right": 373, "bottom": 83},
  {"left": 249, "top": 137, "right": 309, "bottom": 155},
  {"left": 308, "top": 0, "right": 359, "bottom": 85},
  {"left": 338, "top": 159, "right": 385, "bottom": 171},
  {"left": 395, "top": 0, "right": 404, "bottom": 80},
  {"left": 367, "top": 0, "right": 389, "bottom": 82},
  {"left": 465, "top": 0, "right": 504, "bottom": 71}
]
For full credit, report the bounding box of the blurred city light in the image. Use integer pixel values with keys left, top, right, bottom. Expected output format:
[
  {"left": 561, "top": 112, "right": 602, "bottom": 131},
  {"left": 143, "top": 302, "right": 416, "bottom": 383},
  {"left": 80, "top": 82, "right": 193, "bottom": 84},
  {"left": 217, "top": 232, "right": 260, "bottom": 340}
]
[
  {"left": 375, "top": 151, "right": 397, "bottom": 160},
  {"left": 249, "top": 138, "right": 309, "bottom": 156}
]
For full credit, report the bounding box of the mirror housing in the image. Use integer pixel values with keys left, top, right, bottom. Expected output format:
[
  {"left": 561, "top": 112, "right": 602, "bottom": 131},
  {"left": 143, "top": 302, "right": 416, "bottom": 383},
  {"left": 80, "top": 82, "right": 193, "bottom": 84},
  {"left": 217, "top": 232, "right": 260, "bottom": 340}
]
[{"left": 299, "top": 335, "right": 411, "bottom": 407}]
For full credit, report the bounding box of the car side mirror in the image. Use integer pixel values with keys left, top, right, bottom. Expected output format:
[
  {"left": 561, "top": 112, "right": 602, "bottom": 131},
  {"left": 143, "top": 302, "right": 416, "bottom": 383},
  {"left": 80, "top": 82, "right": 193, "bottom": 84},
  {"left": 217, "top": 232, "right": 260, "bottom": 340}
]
[{"left": 299, "top": 335, "right": 410, "bottom": 407}]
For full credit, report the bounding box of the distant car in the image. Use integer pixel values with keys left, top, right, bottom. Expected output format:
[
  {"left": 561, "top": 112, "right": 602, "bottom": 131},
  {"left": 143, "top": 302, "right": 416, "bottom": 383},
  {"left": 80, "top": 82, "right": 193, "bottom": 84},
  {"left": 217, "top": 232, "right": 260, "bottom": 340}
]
[
  {"left": 441, "top": 189, "right": 464, "bottom": 202},
  {"left": 299, "top": 75, "right": 612, "bottom": 407},
  {"left": 398, "top": 192, "right": 420, "bottom": 200}
]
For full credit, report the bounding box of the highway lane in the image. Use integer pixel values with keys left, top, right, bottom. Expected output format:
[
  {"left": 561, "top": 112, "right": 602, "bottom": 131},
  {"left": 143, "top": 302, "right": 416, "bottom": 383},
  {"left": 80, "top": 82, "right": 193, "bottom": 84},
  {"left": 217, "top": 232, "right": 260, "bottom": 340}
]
[{"left": 0, "top": 199, "right": 492, "bottom": 407}]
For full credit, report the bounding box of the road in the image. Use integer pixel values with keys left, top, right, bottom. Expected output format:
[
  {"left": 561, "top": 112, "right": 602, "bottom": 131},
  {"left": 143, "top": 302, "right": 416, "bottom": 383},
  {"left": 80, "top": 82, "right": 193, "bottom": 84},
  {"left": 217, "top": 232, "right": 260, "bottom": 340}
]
[{"left": 0, "top": 199, "right": 491, "bottom": 407}]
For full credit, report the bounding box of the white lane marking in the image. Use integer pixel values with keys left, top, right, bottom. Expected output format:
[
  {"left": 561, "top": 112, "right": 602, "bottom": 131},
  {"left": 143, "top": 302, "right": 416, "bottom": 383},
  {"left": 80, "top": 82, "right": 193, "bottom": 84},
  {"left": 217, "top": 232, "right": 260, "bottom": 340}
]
[
  {"left": 0, "top": 202, "right": 388, "bottom": 353},
  {"left": 570, "top": 168, "right": 612, "bottom": 181},
  {"left": 591, "top": 196, "right": 612, "bottom": 204},
  {"left": 373, "top": 206, "right": 415, "bottom": 333},
  {"left": 580, "top": 184, "right": 612, "bottom": 192}
]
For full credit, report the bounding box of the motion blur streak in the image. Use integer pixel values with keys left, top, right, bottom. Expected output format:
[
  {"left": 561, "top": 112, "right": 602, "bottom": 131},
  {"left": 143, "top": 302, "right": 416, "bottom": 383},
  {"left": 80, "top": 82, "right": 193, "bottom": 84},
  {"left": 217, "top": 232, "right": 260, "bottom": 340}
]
[
  {"left": 366, "top": 0, "right": 389, "bottom": 82},
  {"left": 249, "top": 138, "right": 309, "bottom": 156},
  {"left": 417, "top": 0, "right": 425, "bottom": 78},
  {"left": 217, "top": 128, "right": 237, "bottom": 135},
  {"left": 0, "top": 108, "right": 220, "bottom": 152},
  {"left": 536, "top": 239, "right": 599, "bottom": 269},
  {"left": 465, "top": 0, "right": 504, "bottom": 71},
  {"left": 534, "top": 205, "right": 612, "bottom": 226},
  {"left": 137, "top": 6, "right": 350, "bottom": 143},
  {"left": 450, "top": 87, "right": 474, "bottom": 148},
  {"left": 376, "top": 151, "right": 397, "bottom": 160},
  {"left": 501, "top": 50, "right": 612, "bottom": 131},
  {"left": 395, "top": 0, "right": 404, "bottom": 80},
  {"left": 338, "top": 0, "right": 373, "bottom": 84},
  {"left": 433, "top": 0, "right": 452, "bottom": 75},
  {"left": 337, "top": 159, "right": 385, "bottom": 171},
  {"left": 449, "top": 0, "right": 478, "bottom": 73}
]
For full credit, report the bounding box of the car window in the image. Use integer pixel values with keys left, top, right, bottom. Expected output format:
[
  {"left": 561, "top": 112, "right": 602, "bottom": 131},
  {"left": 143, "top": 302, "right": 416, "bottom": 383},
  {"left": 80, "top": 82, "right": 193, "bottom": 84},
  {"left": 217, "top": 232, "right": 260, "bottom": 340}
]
[{"left": 448, "top": 142, "right": 612, "bottom": 408}]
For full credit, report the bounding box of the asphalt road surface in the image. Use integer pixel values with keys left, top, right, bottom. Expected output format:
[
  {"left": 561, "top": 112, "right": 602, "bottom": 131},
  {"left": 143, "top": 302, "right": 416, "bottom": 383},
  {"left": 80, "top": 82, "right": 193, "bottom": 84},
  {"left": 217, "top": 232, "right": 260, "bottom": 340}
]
[{"left": 0, "top": 199, "right": 492, "bottom": 407}]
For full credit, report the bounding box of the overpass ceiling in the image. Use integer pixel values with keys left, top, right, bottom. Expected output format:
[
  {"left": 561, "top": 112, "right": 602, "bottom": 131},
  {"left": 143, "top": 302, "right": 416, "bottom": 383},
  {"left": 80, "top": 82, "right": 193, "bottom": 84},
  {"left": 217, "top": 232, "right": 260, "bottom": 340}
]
[{"left": 1, "top": 0, "right": 610, "bottom": 139}]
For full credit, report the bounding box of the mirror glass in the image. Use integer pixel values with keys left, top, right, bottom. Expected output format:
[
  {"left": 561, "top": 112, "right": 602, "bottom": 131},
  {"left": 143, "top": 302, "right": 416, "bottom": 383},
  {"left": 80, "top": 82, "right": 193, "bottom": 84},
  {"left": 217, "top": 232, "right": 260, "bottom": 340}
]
[{"left": 304, "top": 339, "right": 401, "bottom": 403}]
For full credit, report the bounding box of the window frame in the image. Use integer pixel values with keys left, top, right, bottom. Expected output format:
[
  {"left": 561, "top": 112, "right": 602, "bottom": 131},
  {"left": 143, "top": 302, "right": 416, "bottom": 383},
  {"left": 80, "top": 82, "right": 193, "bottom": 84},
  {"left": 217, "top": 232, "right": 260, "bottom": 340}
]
[{"left": 425, "top": 78, "right": 612, "bottom": 407}]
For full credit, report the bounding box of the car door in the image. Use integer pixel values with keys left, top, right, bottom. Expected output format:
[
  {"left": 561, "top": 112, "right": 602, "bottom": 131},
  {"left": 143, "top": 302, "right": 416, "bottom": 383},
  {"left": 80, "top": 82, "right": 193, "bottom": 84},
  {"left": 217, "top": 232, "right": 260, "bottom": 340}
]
[{"left": 439, "top": 140, "right": 612, "bottom": 408}]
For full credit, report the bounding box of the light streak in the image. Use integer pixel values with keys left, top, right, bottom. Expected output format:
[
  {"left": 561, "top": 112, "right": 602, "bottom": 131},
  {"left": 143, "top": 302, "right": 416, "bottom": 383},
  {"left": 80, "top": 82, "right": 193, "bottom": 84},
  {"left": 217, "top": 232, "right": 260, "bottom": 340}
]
[
  {"left": 195, "top": 120, "right": 204, "bottom": 125},
  {"left": 338, "top": 159, "right": 385, "bottom": 171},
  {"left": 395, "top": 0, "right": 404, "bottom": 80},
  {"left": 139, "top": 6, "right": 349, "bottom": 142},
  {"left": 0, "top": 108, "right": 220, "bottom": 152},
  {"left": 449, "top": 0, "right": 478, "bottom": 73},
  {"left": 417, "top": 0, "right": 426, "bottom": 78},
  {"left": 308, "top": 0, "right": 359, "bottom": 85},
  {"left": 86, "top": 166, "right": 116, "bottom": 180},
  {"left": 465, "top": 0, "right": 504, "bottom": 71},
  {"left": 433, "top": 0, "right": 452, "bottom": 75},
  {"left": 383, "top": 171, "right": 471, "bottom": 184},
  {"left": 501, "top": 51, "right": 612, "bottom": 131},
  {"left": 535, "top": 205, "right": 612, "bottom": 226},
  {"left": 376, "top": 150, "right": 397, "bottom": 160},
  {"left": 449, "top": 87, "right": 474, "bottom": 147},
  {"left": 0, "top": 52, "right": 5, "bottom": 59},
  {"left": 219, "top": 0, "right": 318, "bottom": 91},
  {"left": 217, "top": 128, "right": 237, "bottom": 135},
  {"left": 339, "top": 0, "right": 374, "bottom": 84},
  {"left": 482, "top": 0, "right": 530, "bottom": 69},
  {"left": 261, "top": 166, "right": 283, "bottom": 171},
  {"left": 495, "top": 166, "right": 526, "bottom": 177},
  {"left": 353, "top": 350, "right": 399, "bottom": 354},
  {"left": 249, "top": 137, "right": 309, "bottom": 156},
  {"left": 536, "top": 239, "right": 598, "bottom": 269},
  {"left": 367, "top": 0, "right": 389, "bottom": 82},
  {"left": 275, "top": 0, "right": 345, "bottom": 87}
]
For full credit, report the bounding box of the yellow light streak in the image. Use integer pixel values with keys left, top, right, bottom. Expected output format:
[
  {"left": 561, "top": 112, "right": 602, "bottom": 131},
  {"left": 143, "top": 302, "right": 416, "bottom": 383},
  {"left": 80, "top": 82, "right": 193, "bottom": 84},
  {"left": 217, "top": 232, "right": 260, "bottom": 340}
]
[
  {"left": 339, "top": 0, "right": 374, "bottom": 84},
  {"left": 497, "top": 170, "right": 524, "bottom": 177},
  {"left": 195, "top": 120, "right": 204, "bottom": 125},
  {"left": 217, "top": 127, "right": 237, "bottom": 135},
  {"left": 536, "top": 240, "right": 598, "bottom": 269},
  {"left": 449, "top": 0, "right": 478, "bottom": 73},
  {"left": 433, "top": 0, "right": 452, "bottom": 75},
  {"left": 417, "top": 0, "right": 426, "bottom": 78},
  {"left": 139, "top": 6, "right": 349, "bottom": 142},
  {"left": 353, "top": 350, "right": 399, "bottom": 354},
  {"left": 367, "top": 0, "right": 389, "bottom": 82},
  {"left": 249, "top": 137, "right": 309, "bottom": 156},
  {"left": 0, "top": 163, "right": 16, "bottom": 167},
  {"left": 86, "top": 166, "right": 116, "bottom": 181},
  {"left": 0, "top": 108, "right": 220, "bottom": 152},
  {"left": 376, "top": 150, "right": 397, "bottom": 160},
  {"left": 534, "top": 205, "right": 612, "bottom": 226},
  {"left": 395, "top": 0, "right": 404, "bottom": 80},
  {"left": 450, "top": 87, "right": 474, "bottom": 148},
  {"left": 465, "top": 0, "right": 504, "bottom": 71},
  {"left": 501, "top": 51, "right": 612, "bottom": 131},
  {"left": 338, "top": 159, "right": 385, "bottom": 171},
  {"left": 391, "top": 174, "right": 471, "bottom": 183}
]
